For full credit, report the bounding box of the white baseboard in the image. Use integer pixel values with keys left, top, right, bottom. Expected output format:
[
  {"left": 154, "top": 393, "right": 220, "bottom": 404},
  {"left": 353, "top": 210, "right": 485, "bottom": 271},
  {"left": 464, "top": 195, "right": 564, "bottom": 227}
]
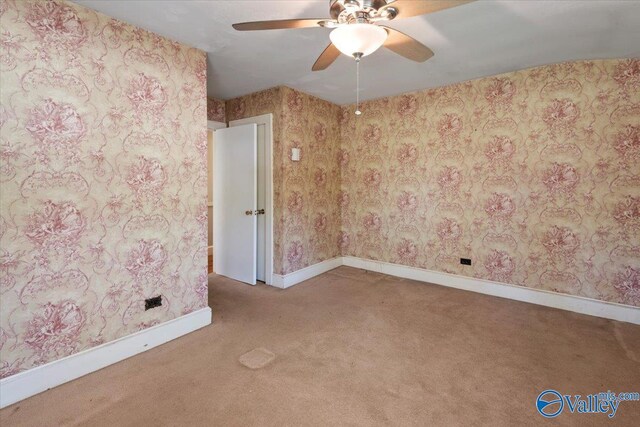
[
  {"left": 271, "top": 256, "right": 639, "bottom": 325},
  {"left": 342, "top": 256, "right": 640, "bottom": 325},
  {"left": 271, "top": 257, "right": 342, "bottom": 289},
  {"left": 0, "top": 307, "right": 212, "bottom": 408}
]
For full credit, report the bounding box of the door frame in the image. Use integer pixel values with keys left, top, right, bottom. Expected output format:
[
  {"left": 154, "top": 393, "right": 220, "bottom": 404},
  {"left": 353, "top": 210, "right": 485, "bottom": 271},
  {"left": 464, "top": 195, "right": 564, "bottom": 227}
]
[
  {"left": 207, "top": 120, "right": 226, "bottom": 260},
  {"left": 228, "top": 114, "right": 274, "bottom": 286}
]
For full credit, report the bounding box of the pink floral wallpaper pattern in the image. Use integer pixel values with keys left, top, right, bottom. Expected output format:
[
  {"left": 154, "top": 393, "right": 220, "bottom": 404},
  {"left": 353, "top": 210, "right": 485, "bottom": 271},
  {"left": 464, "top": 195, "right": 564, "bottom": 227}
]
[
  {"left": 207, "top": 96, "right": 225, "bottom": 122},
  {"left": 0, "top": 0, "right": 207, "bottom": 378},
  {"left": 226, "top": 86, "right": 342, "bottom": 275},
  {"left": 340, "top": 59, "right": 639, "bottom": 307},
  {"left": 226, "top": 60, "right": 638, "bottom": 307}
]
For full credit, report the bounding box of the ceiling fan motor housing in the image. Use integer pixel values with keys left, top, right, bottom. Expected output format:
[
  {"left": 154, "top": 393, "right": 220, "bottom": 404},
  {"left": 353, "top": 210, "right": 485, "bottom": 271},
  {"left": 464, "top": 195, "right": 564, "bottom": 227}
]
[{"left": 330, "top": 0, "right": 393, "bottom": 21}]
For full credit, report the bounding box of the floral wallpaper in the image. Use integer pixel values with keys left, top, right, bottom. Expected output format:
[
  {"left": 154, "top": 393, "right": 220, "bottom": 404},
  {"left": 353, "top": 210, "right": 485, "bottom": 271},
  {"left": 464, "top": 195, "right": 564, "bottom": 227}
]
[
  {"left": 340, "top": 59, "right": 639, "bottom": 307},
  {"left": 0, "top": 0, "right": 208, "bottom": 379},
  {"left": 279, "top": 87, "right": 342, "bottom": 274},
  {"left": 226, "top": 86, "right": 342, "bottom": 275},
  {"left": 207, "top": 96, "right": 225, "bottom": 122}
]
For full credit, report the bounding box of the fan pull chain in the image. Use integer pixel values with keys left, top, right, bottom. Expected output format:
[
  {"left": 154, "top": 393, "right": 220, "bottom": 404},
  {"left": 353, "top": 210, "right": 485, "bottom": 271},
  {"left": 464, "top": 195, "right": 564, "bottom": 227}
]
[{"left": 354, "top": 52, "right": 362, "bottom": 116}]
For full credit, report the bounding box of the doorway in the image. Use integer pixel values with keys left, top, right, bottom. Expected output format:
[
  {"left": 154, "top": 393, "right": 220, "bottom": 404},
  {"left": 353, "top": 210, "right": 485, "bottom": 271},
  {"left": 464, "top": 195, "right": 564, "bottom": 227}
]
[{"left": 211, "top": 114, "right": 273, "bottom": 286}]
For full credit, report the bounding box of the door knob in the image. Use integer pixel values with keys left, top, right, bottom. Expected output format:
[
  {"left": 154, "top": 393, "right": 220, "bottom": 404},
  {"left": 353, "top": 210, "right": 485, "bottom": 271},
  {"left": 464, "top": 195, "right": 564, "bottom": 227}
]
[{"left": 245, "top": 210, "right": 253, "bottom": 216}]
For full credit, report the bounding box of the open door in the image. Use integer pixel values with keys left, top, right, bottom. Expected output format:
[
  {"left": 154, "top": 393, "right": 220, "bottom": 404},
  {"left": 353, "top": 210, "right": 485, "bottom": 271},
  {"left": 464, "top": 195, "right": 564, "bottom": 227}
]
[{"left": 213, "top": 124, "right": 257, "bottom": 285}]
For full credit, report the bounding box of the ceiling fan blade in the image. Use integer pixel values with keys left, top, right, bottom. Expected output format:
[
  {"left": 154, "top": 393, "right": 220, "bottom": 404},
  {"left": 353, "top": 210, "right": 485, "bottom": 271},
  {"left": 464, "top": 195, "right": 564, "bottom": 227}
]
[
  {"left": 382, "top": 26, "right": 434, "bottom": 62},
  {"left": 383, "top": 0, "right": 474, "bottom": 19},
  {"left": 233, "top": 19, "right": 326, "bottom": 31},
  {"left": 312, "top": 43, "right": 340, "bottom": 71}
]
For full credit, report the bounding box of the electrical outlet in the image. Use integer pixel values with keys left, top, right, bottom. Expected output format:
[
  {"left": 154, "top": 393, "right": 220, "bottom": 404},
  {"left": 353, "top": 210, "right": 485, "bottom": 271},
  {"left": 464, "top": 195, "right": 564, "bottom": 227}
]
[
  {"left": 460, "top": 258, "right": 472, "bottom": 266},
  {"left": 145, "top": 295, "right": 162, "bottom": 311}
]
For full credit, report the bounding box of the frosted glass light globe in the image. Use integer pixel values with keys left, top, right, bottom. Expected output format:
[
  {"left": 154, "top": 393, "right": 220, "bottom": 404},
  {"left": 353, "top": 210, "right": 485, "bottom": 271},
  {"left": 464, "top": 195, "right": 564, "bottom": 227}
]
[{"left": 330, "top": 23, "right": 388, "bottom": 57}]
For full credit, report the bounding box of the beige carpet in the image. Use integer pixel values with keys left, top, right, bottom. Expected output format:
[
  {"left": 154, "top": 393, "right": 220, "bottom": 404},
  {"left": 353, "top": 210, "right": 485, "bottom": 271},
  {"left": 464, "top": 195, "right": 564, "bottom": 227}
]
[{"left": 2, "top": 266, "right": 639, "bottom": 426}]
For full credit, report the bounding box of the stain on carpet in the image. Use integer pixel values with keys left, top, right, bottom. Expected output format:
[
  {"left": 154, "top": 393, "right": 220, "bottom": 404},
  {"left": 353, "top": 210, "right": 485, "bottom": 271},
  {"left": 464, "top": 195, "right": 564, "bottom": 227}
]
[{"left": 239, "top": 348, "right": 276, "bottom": 369}]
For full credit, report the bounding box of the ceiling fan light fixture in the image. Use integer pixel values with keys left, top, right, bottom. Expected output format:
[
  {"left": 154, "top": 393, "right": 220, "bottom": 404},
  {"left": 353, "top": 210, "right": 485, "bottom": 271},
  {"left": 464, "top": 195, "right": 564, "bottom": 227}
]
[{"left": 329, "top": 23, "right": 387, "bottom": 58}]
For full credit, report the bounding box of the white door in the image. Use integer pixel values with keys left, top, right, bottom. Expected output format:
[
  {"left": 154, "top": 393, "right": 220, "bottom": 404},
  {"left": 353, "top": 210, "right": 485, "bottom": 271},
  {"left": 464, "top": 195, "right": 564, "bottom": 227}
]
[
  {"left": 230, "top": 115, "right": 272, "bottom": 283},
  {"left": 213, "top": 124, "right": 257, "bottom": 285},
  {"left": 237, "top": 123, "right": 266, "bottom": 282}
]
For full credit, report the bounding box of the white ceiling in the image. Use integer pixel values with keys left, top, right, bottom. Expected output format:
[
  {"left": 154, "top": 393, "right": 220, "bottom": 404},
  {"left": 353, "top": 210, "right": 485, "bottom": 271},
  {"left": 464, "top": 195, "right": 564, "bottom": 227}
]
[{"left": 77, "top": 0, "right": 640, "bottom": 105}]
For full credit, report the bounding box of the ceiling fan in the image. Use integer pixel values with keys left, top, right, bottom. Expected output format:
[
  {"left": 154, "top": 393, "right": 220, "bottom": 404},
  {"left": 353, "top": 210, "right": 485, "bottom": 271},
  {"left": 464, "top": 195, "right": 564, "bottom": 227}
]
[{"left": 232, "top": 0, "right": 474, "bottom": 71}]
